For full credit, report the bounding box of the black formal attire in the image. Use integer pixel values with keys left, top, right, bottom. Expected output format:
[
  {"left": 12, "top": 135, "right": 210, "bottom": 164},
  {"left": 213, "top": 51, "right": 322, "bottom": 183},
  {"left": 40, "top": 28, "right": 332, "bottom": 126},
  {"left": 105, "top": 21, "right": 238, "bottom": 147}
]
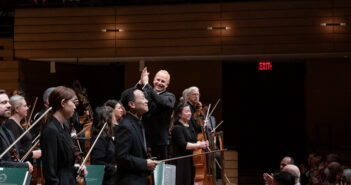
[
  {"left": 172, "top": 121, "right": 197, "bottom": 185},
  {"left": 32, "top": 107, "right": 46, "bottom": 138},
  {"left": 0, "top": 123, "right": 29, "bottom": 168},
  {"left": 142, "top": 83, "right": 175, "bottom": 160},
  {"left": 4, "top": 119, "right": 33, "bottom": 160},
  {"left": 188, "top": 102, "right": 201, "bottom": 140},
  {"left": 115, "top": 113, "right": 149, "bottom": 185},
  {"left": 41, "top": 117, "right": 76, "bottom": 185},
  {"left": 91, "top": 134, "right": 116, "bottom": 185},
  {"left": 70, "top": 111, "right": 87, "bottom": 153}
]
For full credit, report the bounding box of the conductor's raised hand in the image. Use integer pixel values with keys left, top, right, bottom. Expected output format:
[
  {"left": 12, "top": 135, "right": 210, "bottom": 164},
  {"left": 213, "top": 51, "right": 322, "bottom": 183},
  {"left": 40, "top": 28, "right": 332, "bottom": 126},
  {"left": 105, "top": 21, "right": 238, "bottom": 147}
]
[{"left": 140, "top": 67, "right": 150, "bottom": 85}]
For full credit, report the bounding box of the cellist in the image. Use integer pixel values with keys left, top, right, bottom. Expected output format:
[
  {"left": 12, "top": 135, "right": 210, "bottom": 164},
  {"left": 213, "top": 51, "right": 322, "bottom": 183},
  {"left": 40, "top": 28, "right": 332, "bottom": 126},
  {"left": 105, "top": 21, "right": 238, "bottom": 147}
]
[
  {"left": 171, "top": 102, "right": 209, "bottom": 185},
  {"left": 185, "top": 86, "right": 202, "bottom": 139}
]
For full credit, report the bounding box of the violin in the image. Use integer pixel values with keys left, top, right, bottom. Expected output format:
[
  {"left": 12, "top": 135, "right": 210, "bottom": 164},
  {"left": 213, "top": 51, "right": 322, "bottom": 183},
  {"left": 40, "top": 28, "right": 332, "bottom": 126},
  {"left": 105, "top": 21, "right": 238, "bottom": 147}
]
[{"left": 10, "top": 148, "right": 20, "bottom": 162}]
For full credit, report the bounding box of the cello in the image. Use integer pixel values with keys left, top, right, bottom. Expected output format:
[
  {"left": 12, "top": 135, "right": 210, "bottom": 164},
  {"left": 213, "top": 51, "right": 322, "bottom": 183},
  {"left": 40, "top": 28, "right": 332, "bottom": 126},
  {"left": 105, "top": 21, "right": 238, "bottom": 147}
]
[{"left": 192, "top": 102, "right": 214, "bottom": 185}]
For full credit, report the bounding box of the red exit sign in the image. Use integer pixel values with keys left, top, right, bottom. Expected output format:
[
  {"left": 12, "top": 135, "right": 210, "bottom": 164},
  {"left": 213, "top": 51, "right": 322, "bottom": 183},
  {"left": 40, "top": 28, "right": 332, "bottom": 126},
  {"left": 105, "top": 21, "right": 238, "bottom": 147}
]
[{"left": 258, "top": 61, "right": 272, "bottom": 71}]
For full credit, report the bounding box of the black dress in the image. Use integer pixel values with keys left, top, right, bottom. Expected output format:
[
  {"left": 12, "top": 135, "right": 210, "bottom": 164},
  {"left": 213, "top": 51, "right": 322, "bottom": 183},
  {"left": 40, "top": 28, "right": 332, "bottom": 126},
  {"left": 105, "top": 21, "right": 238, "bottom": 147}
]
[
  {"left": 4, "top": 119, "right": 33, "bottom": 160},
  {"left": 0, "top": 124, "right": 29, "bottom": 168},
  {"left": 41, "top": 116, "right": 76, "bottom": 185},
  {"left": 171, "top": 121, "right": 197, "bottom": 185},
  {"left": 91, "top": 134, "right": 116, "bottom": 185}
]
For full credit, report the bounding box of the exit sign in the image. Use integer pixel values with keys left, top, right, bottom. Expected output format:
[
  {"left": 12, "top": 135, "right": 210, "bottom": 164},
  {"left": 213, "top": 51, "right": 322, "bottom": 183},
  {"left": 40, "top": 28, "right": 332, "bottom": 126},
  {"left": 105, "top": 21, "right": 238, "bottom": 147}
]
[{"left": 258, "top": 61, "right": 272, "bottom": 71}]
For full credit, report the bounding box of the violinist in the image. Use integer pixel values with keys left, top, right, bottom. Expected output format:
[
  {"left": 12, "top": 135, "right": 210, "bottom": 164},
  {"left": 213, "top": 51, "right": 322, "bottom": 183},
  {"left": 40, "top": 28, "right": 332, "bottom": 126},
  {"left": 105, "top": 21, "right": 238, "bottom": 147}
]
[
  {"left": 104, "top": 99, "right": 125, "bottom": 133},
  {"left": 138, "top": 67, "right": 176, "bottom": 160},
  {"left": 40, "top": 86, "right": 87, "bottom": 185},
  {"left": 171, "top": 102, "right": 209, "bottom": 185},
  {"left": 0, "top": 90, "right": 33, "bottom": 171},
  {"left": 90, "top": 106, "right": 116, "bottom": 185},
  {"left": 105, "top": 100, "right": 124, "bottom": 124},
  {"left": 4, "top": 95, "right": 41, "bottom": 161}
]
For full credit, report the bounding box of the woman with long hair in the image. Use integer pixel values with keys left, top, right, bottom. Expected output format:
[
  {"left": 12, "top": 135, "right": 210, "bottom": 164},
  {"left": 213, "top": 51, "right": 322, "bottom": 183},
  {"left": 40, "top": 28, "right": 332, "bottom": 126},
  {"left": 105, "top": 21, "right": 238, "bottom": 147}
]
[
  {"left": 40, "top": 86, "right": 87, "bottom": 185},
  {"left": 104, "top": 99, "right": 124, "bottom": 126},
  {"left": 90, "top": 106, "right": 117, "bottom": 185},
  {"left": 4, "top": 95, "right": 41, "bottom": 160},
  {"left": 171, "top": 102, "right": 209, "bottom": 185}
]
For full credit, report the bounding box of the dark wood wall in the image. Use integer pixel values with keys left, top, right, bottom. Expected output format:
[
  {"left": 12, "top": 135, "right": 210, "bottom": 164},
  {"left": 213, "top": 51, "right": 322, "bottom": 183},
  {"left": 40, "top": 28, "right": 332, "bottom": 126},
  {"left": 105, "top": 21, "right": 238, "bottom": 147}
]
[
  {"left": 13, "top": 0, "right": 351, "bottom": 59},
  {"left": 305, "top": 59, "right": 351, "bottom": 162},
  {"left": 0, "top": 38, "right": 18, "bottom": 92}
]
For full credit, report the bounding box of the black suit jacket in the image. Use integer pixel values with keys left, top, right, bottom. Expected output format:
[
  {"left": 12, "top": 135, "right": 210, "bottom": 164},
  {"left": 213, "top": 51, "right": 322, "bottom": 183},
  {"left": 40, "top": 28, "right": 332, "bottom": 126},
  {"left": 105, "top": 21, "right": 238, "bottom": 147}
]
[
  {"left": 115, "top": 113, "right": 149, "bottom": 185},
  {"left": 41, "top": 117, "right": 76, "bottom": 185},
  {"left": 142, "top": 83, "right": 175, "bottom": 146},
  {"left": 0, "top": 124, "right": 29, "bottom": 168}
]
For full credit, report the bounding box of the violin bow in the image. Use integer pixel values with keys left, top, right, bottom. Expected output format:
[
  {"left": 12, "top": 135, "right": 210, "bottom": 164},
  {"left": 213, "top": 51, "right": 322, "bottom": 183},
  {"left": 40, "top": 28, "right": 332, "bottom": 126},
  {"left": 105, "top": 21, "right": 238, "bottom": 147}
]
[
  {"left": 77, "top": 122, "right": 107, "bottom": 176},
  {"left": 26, "top": 97, "right": 38, "bottom": 129},
  {"left": 159, "top": 149, "right": 227, "bottom": 163},
  {"left": 20, "top": 139, "right": 40, "bottom": 162},
  {"left": 208, "top": 98, "right": 220, "bottom": 119},
  {"left": 0, "top": 107, "right": 52, "bottom": 160}
]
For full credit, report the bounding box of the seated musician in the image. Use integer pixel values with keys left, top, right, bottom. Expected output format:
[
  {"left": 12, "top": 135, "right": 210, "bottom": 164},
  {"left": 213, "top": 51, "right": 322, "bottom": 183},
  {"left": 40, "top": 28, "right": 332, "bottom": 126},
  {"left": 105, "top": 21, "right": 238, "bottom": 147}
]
[
  {"left": 171, "top": 102, "right": 209, "bottom": 185},
  {"left": 0, "top": 90, "right": 33, "bottom": 172}
]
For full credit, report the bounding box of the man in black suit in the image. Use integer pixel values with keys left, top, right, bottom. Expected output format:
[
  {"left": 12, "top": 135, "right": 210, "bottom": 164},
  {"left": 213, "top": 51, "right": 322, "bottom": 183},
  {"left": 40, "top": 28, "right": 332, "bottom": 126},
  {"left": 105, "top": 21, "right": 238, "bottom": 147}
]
[
  {"left": 115, "top": 87, "right": 159, "bottom": 185},
  {"left": 0, "top": 89, "right": 33, "bottom": 171},
  {"left": 138, "top": 67, "right": 175, "bottom": 160}
]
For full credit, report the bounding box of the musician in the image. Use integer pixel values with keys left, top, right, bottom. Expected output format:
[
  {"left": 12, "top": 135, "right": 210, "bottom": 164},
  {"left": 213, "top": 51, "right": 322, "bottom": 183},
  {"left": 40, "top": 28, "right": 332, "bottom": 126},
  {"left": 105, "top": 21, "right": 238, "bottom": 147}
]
[
  {"left": 91, "top": 106, "right": 116, "bottom": 185},
  {"left": 0, "top": 90, "right": 33, "bottom": 171},
  {"left": 104, "top": 99, "right": 124, "bottom": 144},
  {"left": 32, "top": 87, "right": 55, "bottom": 137},
  {"left": 185, "top": 86, "right": 202, "bottom": 138},
  {"left": 40, "top": 86, "right": 87, "bottom": 185},
  {"left": 138, "top": 67, "right": 176, "bottom": 160},
  {"left": 69, "top": 99, "right": 90, "bottom": 154},
  {"left": 4, "top": 95, "right": 41, "bottom": 161},
  {"left": 172, "top": 102, "right": 209, "bottom": 185},
  {"left": 115, "top": 87, "right": 159, "bottom": 185},
  {"left": 104, "top": 99, "right": 124, "bottom": 126}
]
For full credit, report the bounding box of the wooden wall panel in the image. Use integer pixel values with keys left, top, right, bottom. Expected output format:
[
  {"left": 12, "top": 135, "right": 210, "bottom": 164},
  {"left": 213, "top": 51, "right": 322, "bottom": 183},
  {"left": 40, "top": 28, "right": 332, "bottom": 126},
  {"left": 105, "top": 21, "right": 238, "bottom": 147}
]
[
  {"left": 15, "top": 40, "right": 116, "bottom": 50},
  {"left": 15, "top": 7, "right": 115, "bottom": 17},
  {"left": 14, "top": 24, "right": 116, "bottom": 33},
  {"left": 15, "top": 32, "right": 116, "bottom": 41},
  {"left": 15, "top": 16, "right": 115, "bottom": 26},
  {"left": 0, "top": 38, "right": 13, "bottom": 60},
  {"left": 116, "top": 46, "right": 220, "bottom": 57},
  {"left": 16, "top": 48, "right": 116, "bottom": 58},
  {"left": 224, "top": 150, "right": 239, "bottom": 185},
  {"left": 116, "top": 3, "right": 221, "bottom": 15},
  {"left": 0, "top": 61, "right": 19, "bottom": 92},
  {"left": 14, "top": 1, "right": 351, "bottom": 59}
]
